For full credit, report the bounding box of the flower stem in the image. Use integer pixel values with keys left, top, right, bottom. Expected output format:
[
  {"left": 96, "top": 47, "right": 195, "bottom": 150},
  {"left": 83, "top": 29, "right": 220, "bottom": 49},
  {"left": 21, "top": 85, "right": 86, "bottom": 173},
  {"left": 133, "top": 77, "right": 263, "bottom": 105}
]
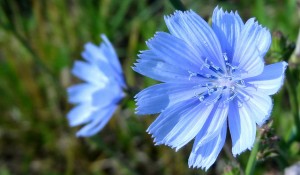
[
  {"left": 245, "top": 132, "right": 261, "bottom": 175},
  {"left": 169, "top": 0, "right": 186, "bottom": 11}
]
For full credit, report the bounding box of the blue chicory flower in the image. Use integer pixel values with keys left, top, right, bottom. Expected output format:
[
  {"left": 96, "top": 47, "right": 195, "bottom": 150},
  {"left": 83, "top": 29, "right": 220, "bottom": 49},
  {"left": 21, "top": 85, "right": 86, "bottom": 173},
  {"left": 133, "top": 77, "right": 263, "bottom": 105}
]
[
  {"left": 67, "top": 34, "right": 126, "bottom": 137},
  {"left": 133, "top": 7, "right": 287, "bottom": 170}
]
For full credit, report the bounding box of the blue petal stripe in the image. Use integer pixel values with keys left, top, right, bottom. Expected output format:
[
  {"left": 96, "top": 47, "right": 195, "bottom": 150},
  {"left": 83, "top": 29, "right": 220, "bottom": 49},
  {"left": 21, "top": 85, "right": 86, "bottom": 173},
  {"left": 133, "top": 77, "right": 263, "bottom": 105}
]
[
  {"left": 212, "top": 7, "right": 244, "bottom": 61},
  {"left": 146, "top": 32, "right": 204, "bottom": 73},
  {"left": 147, "top": 98, "right": 215, "bottom": 151},
  {"left": 232, "top": 18, "right": 264, "bottom": 79},
  {"left": 243, "top": 90, "right": 272, "bottom": 126},
  {"left": 133, "top": 58, "right": 190, "bottom": 83},
  {"left": 188, "top": 122, "right": 227, "bottom": 170},
  {"left": 164, "top": 10, "right": 226, "bottom": 71},
  {"left": 228, "top": 98, "right": 256, "bottom": 156},
  {"left": 135, "top": 83, "right": 207, "bottom": 115},
  {"left": 192, "top": 98, "right": 229, "bottom": 149},
  {"left": 255, "top": 26, "right": 272, "bottom": 57},
  {"left": 245, "top": 61, "right": 288, "bottom": 95}
]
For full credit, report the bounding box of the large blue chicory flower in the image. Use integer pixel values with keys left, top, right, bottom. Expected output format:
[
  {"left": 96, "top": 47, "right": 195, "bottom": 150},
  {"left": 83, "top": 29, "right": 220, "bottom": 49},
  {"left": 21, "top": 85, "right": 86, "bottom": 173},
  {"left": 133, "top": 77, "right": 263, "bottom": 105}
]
[
  {"left": 133, "top": 7, "right": 287, "bottom": 170},
  {"left": 67, "top": 34, "right": 126, "bottom": 137}
]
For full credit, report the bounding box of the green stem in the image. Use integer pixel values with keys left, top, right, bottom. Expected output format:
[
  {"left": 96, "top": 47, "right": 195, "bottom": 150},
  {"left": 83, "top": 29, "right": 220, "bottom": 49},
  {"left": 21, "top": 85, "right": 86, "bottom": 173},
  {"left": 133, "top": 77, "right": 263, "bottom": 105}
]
[
  {"left": 169, "top": 0, "right": 186, "bottom": 11},
  {"left": 245, "top": 133, "right": 261, "bottom": 175},
  {"left": 285, "top": 68, "right": 300, "bottom": 141}
]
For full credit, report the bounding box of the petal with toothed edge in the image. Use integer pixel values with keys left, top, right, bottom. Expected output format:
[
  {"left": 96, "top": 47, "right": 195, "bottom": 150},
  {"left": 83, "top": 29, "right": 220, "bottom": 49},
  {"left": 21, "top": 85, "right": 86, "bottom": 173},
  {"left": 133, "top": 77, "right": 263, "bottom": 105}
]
[
  {"left": 228, "top": 98, "right": 256, "bottom": 156},
  {"left": 133, "top": 58, "right": 191, "bottom": 83},
  {"left": 67, "top": 103, "right": 95, "bottom": 127},
  {"left": 255, "top": 26, "right": 272, "bottom": 57},
  {"left": 188, "top": 121, "right": 227, "bottom": 170},
  {"left": 164, "top": 10, "right": 226, "bottom": 71},
  {"left": 67, "top": 84, "right": 98, "bottom": 104},
  {"left": 245, "top": 61, "right": 288, "bottom": 95},
  {"left": 135, "top": 83, "right": 207, "bottom": 115},
  {"left": 134, "top": 50, "right": 217, "bottom": 82},
  {"left": 212, "top": 7, "right": 244, "bottom": 61},
  {"left": 232, "top": 18, "right": 265, "bottom": 79},
  {"left": 242, "top": 90, "right": 273, "bottom": 126},
  {"left": 147, "top": 98, "right": 215, "bottom": 151},
  {"left": 71, "top": 61, "right": 108, "bottom": 85},
  {"left": 146, "top": 32, "right": 205, "bottom": 73},
  {"left": 76, "top": 105, "right": 117, "bottom": 137},
  {"left": 192, "top": 96, "right": 229, "bottom": 149}
]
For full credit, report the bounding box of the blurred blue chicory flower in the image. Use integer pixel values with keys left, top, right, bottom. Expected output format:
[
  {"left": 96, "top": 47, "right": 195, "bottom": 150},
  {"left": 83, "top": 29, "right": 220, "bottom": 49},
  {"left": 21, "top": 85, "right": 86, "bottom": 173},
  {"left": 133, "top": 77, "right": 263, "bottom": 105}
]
[
  {"left": 67, "top": 34, "right": 126, "bottom": 137},
  {"left": 133, "top": 7, "right": 287, "bottom": 170}
]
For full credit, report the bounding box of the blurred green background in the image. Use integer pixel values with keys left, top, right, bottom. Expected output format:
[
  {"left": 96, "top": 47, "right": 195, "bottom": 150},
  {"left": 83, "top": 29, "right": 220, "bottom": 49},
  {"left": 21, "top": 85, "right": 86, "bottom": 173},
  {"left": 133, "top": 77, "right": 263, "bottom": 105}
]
[{"left": 0, "top": 0, "right": 300, "bottom": 174}]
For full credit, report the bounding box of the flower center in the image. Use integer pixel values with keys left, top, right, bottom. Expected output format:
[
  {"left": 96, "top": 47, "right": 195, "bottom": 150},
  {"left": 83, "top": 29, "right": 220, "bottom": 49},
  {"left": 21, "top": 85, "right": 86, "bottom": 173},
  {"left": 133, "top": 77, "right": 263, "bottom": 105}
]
[
  {"left": 189, "top": 53, "right": 246, "bottom": 104},
  {"left": 217, "top": 77, "right": 234, "bottom": 88}
]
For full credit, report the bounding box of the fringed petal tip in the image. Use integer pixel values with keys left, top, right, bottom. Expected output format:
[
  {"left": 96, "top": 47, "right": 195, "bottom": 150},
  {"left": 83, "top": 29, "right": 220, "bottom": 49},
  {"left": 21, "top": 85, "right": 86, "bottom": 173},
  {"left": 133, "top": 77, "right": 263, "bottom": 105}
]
[
  {"left": 246, "top": 61, "right": 288, "bottom": 95},
  {"left": 213, "top": 6, "right": 242, "bottom": 20},
  {"left": 232, "top": 145, "right": 254, "bottom": 157},
  {"left": 151, "top": 137, "right": 182, "bottom": 152},
  {"left": 278, "top": 61, "right": 288, "bottom": 87},
  {"left": 188, "top": 153, "right": 214, "bottom": 171}
]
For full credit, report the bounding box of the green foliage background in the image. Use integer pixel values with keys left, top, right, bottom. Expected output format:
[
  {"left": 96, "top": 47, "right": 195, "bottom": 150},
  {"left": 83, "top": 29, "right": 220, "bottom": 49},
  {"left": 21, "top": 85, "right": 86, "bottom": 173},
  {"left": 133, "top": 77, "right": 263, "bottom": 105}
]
[{"left": 0, "top": 0, "right": 299, "bottom": 174}]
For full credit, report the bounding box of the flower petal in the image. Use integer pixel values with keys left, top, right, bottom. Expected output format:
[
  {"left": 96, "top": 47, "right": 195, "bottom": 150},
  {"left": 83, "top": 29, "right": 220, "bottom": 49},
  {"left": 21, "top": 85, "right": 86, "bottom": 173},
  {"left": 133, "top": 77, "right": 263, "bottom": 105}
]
[
  {"left": 100, "top": 34, "right": 126, "bottom": 88},
  {"left": 81, "top": 42, "right": 105, "bottom": 63},
  {"left": 212, "top": 7, "right": 244, "bottom": 61},
  {"left": 245, "top": 61, "right": 288, "bottom": 95},
  {"left": 100, "top": 35, "right": 123, "bottom": 75},
  {"left": 188, "top": 121, "right": 227, "bottom": 170},
  {"left": 255, "top": 26, "right": 272, "bottom": 57},
  {"left": 192, "top": 98, "right": 229, "bottom": 149},
  {"left": 133, "top": 54, "right": 190, "bottom": 83},
  {"left": 228, "top": 98, "right": 256, "bottom": 156},
  {"left": 148, "top": 98, "right": 215, "bottom": 151},
  {"left": 146, "top": 32, "right": 203, "bottom": 72},
  {"left": 164, "top": 10, "right": 226, "bottom": 71},
  {"left": 92, "top": 82, "right": 123, "bottom": 108},
  {"left": 82, "top": 36, "right": 126, "bottom": 88},
  {"left": 232, "top": 18, "right": 265, "bottom": 79},
  {"left": 133, "top": 50, "right": 216, "bottom": 83},
  {"left": 67, "top": 83, "right": 98, "bottom": 104},
  {"left": 71, "top": 60, "right": 107, "bottom": 85},
  {"left": 135, "top": 83, "right": 206, "bottom": 115},
  {"left": 67, "top": 103, "right": 94, "bottom": 127},
  {"left": 243, "top": 90, "right": 273, "bottom": 126},
  {"left": 76, "top": 105, "right": 117, "bottom": 137}
]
